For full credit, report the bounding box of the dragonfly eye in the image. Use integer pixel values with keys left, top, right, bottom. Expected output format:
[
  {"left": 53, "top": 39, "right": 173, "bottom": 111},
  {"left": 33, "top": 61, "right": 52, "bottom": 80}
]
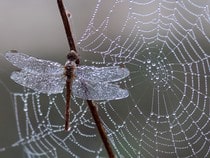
[{"left": 67, "top": 50, "right": 79, "bottom": 61}]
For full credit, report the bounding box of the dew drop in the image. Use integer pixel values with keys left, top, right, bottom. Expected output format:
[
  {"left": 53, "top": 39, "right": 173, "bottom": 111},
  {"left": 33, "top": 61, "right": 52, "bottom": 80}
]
[
  {"left": 23, "top": 106, "right": 28, "bottom": 112},
  {"left": 147, "top": 59, "right": 151, "bottom": 64}
]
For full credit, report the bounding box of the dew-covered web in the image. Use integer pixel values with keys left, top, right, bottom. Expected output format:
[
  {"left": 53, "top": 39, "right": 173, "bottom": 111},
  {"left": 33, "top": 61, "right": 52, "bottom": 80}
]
[{"left": 1, "top": 0, "right": 210, "bottom": 157}]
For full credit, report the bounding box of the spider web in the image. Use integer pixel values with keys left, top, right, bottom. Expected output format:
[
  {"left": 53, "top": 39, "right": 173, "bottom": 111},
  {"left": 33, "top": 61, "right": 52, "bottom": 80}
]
[{"left": 1, "top": 0, "right": 210, "bottom": 157}]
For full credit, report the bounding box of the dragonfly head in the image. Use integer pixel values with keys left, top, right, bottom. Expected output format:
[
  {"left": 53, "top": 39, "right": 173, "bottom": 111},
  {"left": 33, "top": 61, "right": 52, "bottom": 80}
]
[{"left": 67, "top": 50, "right": 79, "bottom": 63}]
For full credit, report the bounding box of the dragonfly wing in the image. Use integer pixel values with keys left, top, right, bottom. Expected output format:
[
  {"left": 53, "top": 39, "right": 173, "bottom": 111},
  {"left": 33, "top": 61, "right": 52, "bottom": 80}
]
[
  {"left": 4, "top": 50, "right": 64, "bottom": 74},
  {"left": 11, "top": 70, "right": 66, "bottom": 94},
  {"left": 72, "top": 79, "right": 129, "bottom": 100},
  {"left": 75, "top": 66, "right": 129, "bottom": 82}
]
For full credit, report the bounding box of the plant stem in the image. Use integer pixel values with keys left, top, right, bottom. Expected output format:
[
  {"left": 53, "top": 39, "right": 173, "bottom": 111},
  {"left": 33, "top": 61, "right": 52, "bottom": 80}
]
[
  {"left": 57, "top": 0, "right": 115, "bottom": 157},
  {"left": 87, "top": 100, "right": 115, "bottom": 158},
  {"left": 57, "top": 0, "right": 76, "bottom": 52}
]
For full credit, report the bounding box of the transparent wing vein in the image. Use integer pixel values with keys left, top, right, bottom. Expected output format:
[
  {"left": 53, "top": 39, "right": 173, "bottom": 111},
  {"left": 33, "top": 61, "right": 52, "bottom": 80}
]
[
  {"left": 72, "top": 79, "right": 129, "bottom": 100},
  {"left": 11, "top": 70, "right": 66, "bottom": 94},
  {"left": 75, "top": 66, "right": 129, "bottom": 82},
  {"left": 4, "top": 51, "right": 64, "bottom": 74}
]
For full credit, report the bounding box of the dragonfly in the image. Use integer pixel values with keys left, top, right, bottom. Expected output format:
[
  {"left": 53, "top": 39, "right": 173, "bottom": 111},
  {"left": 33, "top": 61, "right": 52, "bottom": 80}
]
[{"left": 4, "top": 50, "right": 130, "bottom": 130}]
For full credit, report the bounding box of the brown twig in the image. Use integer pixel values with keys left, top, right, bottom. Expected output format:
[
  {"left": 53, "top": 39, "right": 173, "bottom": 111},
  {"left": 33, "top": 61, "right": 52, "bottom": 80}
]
[
  {"left": 57, "top": 0, "right": 76, "bottom": 52},
  {"left": 57, "top": 0, "right": 115, "bottom": 157},
  {"left": 87, "top": 100, "right": 115, "bottom": 158}
]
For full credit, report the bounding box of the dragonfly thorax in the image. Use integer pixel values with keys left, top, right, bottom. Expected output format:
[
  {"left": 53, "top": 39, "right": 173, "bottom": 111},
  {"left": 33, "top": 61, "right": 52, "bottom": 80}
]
[{"left": 65, "top": 60, "right": 76, "bottom": 77}]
